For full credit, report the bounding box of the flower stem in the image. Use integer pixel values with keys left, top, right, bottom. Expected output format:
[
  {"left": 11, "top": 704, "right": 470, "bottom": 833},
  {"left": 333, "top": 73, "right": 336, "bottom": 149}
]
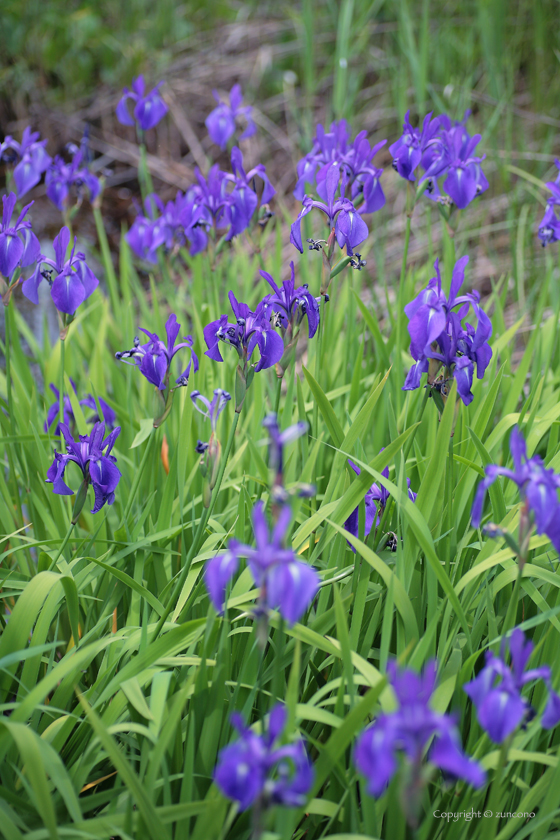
[
  {"left": 59, "top": 337, "right": 66, "bottom": 447},
  {"left": 313, "top": 293, "right": 327, "bottom": 435},
  {"left": 119, "top": 430, "right": 158, "bottom": 527},
  {"left": 48, "top": 521, "right": 75, "bottom": 572},
  {"left": 395, "top": 213, "right": 412, "bottom": 405},
  {"left": 151, "top": 411, "right": 240, "bottom": 639},
  {"left": 4, "top": 298, "right": 14, "bottom": 434},
  {"left": 273, "top": 376, "right": 282, "bottom": 415},
  {"left": 502, "top": 565, "right": 523, "bottom": 639},
  {"left": 480, "top": 737, "right": 511, "bottom": 840}
]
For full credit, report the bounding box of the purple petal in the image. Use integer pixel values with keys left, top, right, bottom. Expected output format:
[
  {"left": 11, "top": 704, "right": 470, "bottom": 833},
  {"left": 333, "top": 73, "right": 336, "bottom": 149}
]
[
  {"left": 50, "top": 269, "right": 86, "bottom": 315},
  {"left": 204, "top": 550, "right": 239, "bottom": 613}
]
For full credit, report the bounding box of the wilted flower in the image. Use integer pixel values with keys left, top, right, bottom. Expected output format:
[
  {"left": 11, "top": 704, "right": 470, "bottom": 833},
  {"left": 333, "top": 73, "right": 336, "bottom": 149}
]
[
  {"left": 290, "top": 162, "right": 368, "bottom": 256},
  {"left": 116, "top": 75, "right": 168, "bottom": 131},
  {"left": 205, "top": 83, "right": 256, "bottom": 150},
  {"left": 471, "top": 426, "right": 560, "bottom": 554},
  {"left": 204, "top": 501, "right": 319, "bottom": 625},
  {"left": 402, "top": 255, "right": 492, "bottom": 406},
  {"left": 44, "top": 381, "right": 116, "bottom": 435},
  {"left": 355, "top": 661, "right": 485, "bottom": 816},
  {"left": 46, "top": 421, "right": 121, "bottom": 520},
  {"left": 0, "top": 193, "right": 41, "bottom": 281},
  {"left": 214, "top": 704, "right": 313, "bottom": 811},
  {"left": 344, "top": 458, "right": 416, "bottom": 550},
  {"left": 191, "top": 388, "right": 232, "bottom": 507},
  {"left": 464, "top": 628, "right": 560, "bottom": 743},
  {"left": 0, "top": 127, "right": 52, "bottom": 198},
  {"left": 22, "top": 226, "right": 99, "bottom": 317}
]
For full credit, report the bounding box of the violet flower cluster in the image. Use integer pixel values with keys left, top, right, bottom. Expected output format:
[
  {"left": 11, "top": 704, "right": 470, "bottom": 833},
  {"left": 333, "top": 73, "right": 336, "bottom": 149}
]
[
  {"left": 390, "top": 110, "right": 488, "bottom": 209},
  {"left": 402, "top": 255, "right": 492, "bottom": 405},
  {"left": 294, "top": 119, "right": 386, "bottom": 214},
  {"left": 46, "top": 138, "right": 101, "bottom": 212},
  {"left": 214, "top": 704, "right": 313, "bottom": 811},
  {"left": 204, "top": 291, "right": 284, "bottom": 410},
  {"left": 46, "top": 421, "right": 121, "bottom": 519},
  {"left": 464, "top": 628, "right": 560, "bottom": 743},
  {"left": 344, "top": 458, "right": 416, "bottom": 551},
  {"left": 116, "top": 75, "right": 168, "bottom": 132},
  {"left": 127, "top": 147, "right": 274, "bottom": 262},
  {"left": 538, "top": 159, "right": 560, "bottom": 246},
  {"left": 205, "top": 83, "right": 256, "bottom": 150},
  {"left": 355, "top": 661, "right": 485, "bottom": 800},
  {"left": 44, "top": 381, "right": 116, "bottom": 436},
  {"left": 0, "top": 127, "right": 52, "bottom": 198},
  {"left": 22, "top": 226, "right": 99, "bottom": 317},
  {"left": 471, "top": 426, "right": 560, "bottom": 553}
]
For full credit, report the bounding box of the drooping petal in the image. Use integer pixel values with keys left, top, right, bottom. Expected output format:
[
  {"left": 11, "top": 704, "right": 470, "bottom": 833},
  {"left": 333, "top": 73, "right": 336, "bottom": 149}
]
[
  {"left": 0, "top": 232, "right": 24, "bottom": 277},
  {"left": 266, "top": 559, "right": 319, "bottom": 625},
  {"left": 50, "top": 268, "right": 86, "bottom": 314},
  {"left": 204, "top": 550, "right": 239, "bottom": 614}
]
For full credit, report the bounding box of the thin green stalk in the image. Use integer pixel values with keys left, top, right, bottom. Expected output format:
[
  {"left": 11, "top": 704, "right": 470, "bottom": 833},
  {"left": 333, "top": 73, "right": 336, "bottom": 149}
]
[
  {"left": 151, "top": 411, "right": 240, "bottom": 639},
  {"left": 502, "top": 565, "right": 523, "bottom": 638},
  {"left": 273, "top": 376, "right": 282, "bottom": 414},
  {"left": 59, "top": 338, "right": 65, "bottom": 448},
  {"left": 4, "top": 299, "right": 14, "bottom": 434},
  {"left": 313, "top": 294, "right": 327, "bottom": 435},
  {"left": 403, "top": 388, "right": 429, "bottom": 463},
  {"left": 48, "top": 522, "right": 75, "bottom": 571},
  {"left": 120, "top": 430, "right": 159, "bottom": 527},
  {"left": 480, "top": 737, "right": 511, "bottom": 840},
  {"left": 395, "top": 211, "right": 412, "bottom": 407}
]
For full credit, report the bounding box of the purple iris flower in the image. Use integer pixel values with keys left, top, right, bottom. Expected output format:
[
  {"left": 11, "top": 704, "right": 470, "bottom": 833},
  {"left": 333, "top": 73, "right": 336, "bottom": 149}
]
[
  {"left": 391, "top": 110, "right": 488, "bottom": 209},
  {"left": 205, "top": 83, "right": 256, "bottom": 150},
  {"left": 46, "top": 149, "right": 100, "bottom": 212},
  {"left": 204, "top": 291, "right": 284, "bottom": 373},
  {"left": 191, "top": 388, "right": 231, "bottom": 432},
  {"left": 464, "top": 628, "right": 560, "bottom": 743},
  {"left": 0, "top": 127, "right": 52, "bottom": 198},
  {"left": 116, "top": 313, "right": 198, "bottom": 391},
  {"left": 403, "top": 255, "right": 492, "bottom": 405},
  {"left": 0, "top": 193, "right": 41, "bottom": 279},
  {"left": 214, "top": 704, "right": 313, "bottom": 811},
  {"left": 204, "top": 501, "right": 319, "bottom": 624},
  {"left": 262, "top": 413, "right": 307, "bottom": 478},
  {"left": 294, "top": 121, "right": 386, "bottom": 215},
  {"left": 226, "top": 146, "right": 275, "bottom": 237},
  {"left": 260, "top": 262, "right": 320, "bottom": 341},
  {"left": 389, "top": 111, "right": 441, "bottom": 181},
  {"left": 291, "top": 162, "right": 368, "bottom": 256},
  {"left": 344, "top": 458, "right": 416, "bottom": 550},
  {"left": 116, "top": 75, "right": 168, "bottom": 131},
  {"left": 355, "top": 661, "right": 485, "bottom": 798},
  {"left": 21, "top": 226, "right": 99, "bottom": 316},
  {"left": 44, "top": 381, "right": 116, "bottom": 435},
  {"left": 46, "top": 421, "right": 121, "bottom": 515},
  {"left": 127, "top": 191, "right": 208, "bottom": 263},
  {"left": 538, "top": 160, "right": 560, "bottom": 247},
  {"left": 471, "top": 426, "right": 560, "bottom": 552}
]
